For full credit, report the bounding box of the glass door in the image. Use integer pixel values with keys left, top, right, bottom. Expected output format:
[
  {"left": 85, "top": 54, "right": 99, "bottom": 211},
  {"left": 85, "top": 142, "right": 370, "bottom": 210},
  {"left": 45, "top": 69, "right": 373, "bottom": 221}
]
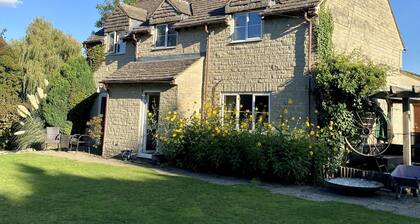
[{"left": 145, "top": 93, "right": 160, "bottom": 152}]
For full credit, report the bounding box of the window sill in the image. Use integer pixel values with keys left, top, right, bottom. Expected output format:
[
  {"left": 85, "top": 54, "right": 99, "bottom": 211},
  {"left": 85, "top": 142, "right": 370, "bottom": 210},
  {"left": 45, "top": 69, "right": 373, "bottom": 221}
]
[
  {"left": 152, "top": 46, "right": 176, "bottom": 51},
  {"left": 230, "top": 38, "right": 262, "bottom": 45},
  {"left": 106, "top": 52, "right": 126, "bottom": 56}
]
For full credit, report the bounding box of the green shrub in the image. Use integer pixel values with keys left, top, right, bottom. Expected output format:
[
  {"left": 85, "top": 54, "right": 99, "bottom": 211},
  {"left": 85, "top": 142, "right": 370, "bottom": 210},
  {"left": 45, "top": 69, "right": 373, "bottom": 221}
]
[
  {"left": 42, "top": 57, "right": 95, "bottom": 135},
  {"left": 13, "top": 116, "right": 45, "bottom": 150},
  {"left": 87, "top": 115, "right": 104, "bottom": 147},
  {"left": 86, "top": 45, "right": 104, "bottom": 72},
  {"left": 42, "top": 75, "right": 72, "bottom": 134},
  {"left": 156, "top": 105, "right": 338, "bottom": 184}
]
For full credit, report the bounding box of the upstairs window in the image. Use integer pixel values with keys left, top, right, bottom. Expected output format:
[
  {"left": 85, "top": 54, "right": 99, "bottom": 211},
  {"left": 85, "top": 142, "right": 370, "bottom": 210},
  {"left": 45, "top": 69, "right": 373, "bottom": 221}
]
[
  {"left": 155, "top": 24, "right": 177, "bottom": 48},
  {"left": 107, "top": 32, "right": 126, "bottom": 54},
  {"left": 233, "top": 12, "right": 262, "bottom": 42}
]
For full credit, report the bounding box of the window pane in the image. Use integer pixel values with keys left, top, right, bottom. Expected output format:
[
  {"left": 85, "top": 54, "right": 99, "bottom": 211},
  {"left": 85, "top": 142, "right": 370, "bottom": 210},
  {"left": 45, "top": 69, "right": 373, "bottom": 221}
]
[
  {"left": 167, "top": 24, "right": 176, "bottom": 35},
  {"left": 156, "top": 35, "right": 166, "bottom": 47},
  {"left": 234, "top": 14, "right": 247, "bottom": 27},
  {"left": 255, "top": 96, "right": 269, "bottom": 113},
  {"left": 224, "top": 95, "right": 237, "bottom": 121},
  {"left": 167, "top": 34, "right": 177, "bottom": 47},
  {"left": 108, "top": 33, "right": 115, "bottom": 52},
  {"left": 224, "top": 96, "right": 237, "bottom": 112},
  {"left": 248, "top": 25, "right": 261, "bottom": 39},
  {"left": 234, "top": 27, "right": 246, "bottom": 41},
  {"left": 239, "top": 94, "right": 253, "bottom": 125},
  {"left": 240, "top": 95, "right": 253, "bottom": 112},
  {"left": 248, "top": 12, "right": 261, "bottom": 26},
  {"left": 156, "top": 25, "right": 166, "bottom": 36}
]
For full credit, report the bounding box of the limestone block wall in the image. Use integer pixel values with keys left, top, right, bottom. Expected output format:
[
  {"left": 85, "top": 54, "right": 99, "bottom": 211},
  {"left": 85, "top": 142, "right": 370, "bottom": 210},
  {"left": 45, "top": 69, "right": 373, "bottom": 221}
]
[
  {"left": 175, "top": 58, "right": 204, "bottom": 117},
  {"left": 93, "top": 42, "right": 137, "bottom": 86},
  {"left": 102, "top": 83, "right": 177, "bottom": 157},
  {"left": 326, "top": 0, "right": 404, "bottom": 70},
  {"left": 137, "top": 26, "right": 207, "bottom": 57},
  {"left": 206, "top": 17, "right": 311, "bottom": 121}
]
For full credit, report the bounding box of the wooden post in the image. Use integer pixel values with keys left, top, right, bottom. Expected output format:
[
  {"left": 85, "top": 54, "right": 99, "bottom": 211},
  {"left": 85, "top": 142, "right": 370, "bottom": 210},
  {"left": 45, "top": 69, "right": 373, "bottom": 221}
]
[{"left": 402, "top": 97, "right": 412, "bottom": 165}]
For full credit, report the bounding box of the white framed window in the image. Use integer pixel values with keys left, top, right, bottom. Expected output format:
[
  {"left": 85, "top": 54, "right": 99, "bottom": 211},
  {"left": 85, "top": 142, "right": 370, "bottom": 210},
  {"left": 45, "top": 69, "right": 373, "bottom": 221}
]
[
  {"left": 233, "top": 11, "right": 262, "bottom": 42},
  {"left": 107, "top": 31, "right": 126, "bottom": 54},
  {"left": 155, "top": 24, "right": 177, "bottom": 48},
  {"left": 222, "top": 93, "right": 270, "bottom": 129}
]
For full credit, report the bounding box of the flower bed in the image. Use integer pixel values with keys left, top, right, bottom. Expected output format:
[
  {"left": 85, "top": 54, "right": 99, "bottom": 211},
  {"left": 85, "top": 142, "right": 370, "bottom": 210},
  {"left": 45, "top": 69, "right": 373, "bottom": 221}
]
[{"left": 153, "top": 104, "right": 342, "bottom": 184}]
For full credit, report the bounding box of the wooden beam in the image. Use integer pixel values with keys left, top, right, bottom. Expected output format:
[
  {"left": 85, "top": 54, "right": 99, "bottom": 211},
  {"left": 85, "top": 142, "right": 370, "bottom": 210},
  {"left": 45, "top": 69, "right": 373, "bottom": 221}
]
[{"left": 402, "top": 97, "right": 412, "bottom": 165}]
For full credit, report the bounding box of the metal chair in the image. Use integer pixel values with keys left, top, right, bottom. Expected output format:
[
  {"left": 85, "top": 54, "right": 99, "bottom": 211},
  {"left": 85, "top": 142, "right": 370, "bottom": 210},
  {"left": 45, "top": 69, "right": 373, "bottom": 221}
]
[
  {"left": 69, "top": 134, "right": 92, "bottom": 153},
  {"left": 44, "top": 127, "right": 61, "bottom": 150}
]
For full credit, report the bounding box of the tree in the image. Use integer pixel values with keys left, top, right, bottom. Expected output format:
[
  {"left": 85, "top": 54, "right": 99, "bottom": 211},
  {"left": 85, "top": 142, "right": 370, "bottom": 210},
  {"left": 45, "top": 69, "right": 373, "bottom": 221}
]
[
  {"left": 13, "top": 18, "right": 81, "bottom": 96},
  {"left": 96, "top": 0, "right": 139, "bottom": 28},
  {"left": 0, "top": 31, "right": 22, "bottom": 149}
]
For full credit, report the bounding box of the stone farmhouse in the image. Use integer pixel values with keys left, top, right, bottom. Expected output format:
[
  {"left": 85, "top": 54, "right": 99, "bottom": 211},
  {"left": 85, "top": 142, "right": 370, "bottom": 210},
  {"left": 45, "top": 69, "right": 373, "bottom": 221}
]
[{"left": 83, "top": 0, "right": 418, "bottom": 158}]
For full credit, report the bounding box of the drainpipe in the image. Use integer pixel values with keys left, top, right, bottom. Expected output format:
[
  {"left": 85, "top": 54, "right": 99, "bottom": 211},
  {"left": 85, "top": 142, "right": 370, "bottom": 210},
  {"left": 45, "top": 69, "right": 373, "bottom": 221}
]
[
  {"left": 202, "top": 24, "right": 210, "bottom": 114},
  {"left": 304, "top": 12, "right": 313, "bottom": 124}
]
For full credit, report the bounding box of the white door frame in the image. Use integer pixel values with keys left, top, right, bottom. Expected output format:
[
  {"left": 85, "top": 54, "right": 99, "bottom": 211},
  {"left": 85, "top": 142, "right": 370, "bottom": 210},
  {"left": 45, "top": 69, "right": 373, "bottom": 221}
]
[{"left": 138, "top": 91, "right": 160, "bottom": 159}]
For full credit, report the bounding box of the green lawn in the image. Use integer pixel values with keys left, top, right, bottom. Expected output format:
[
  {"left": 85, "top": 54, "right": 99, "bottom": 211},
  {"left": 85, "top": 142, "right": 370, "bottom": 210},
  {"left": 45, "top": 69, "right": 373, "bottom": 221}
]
[{"left": 0, "top": 154, "right": 418, "bottom": 224}]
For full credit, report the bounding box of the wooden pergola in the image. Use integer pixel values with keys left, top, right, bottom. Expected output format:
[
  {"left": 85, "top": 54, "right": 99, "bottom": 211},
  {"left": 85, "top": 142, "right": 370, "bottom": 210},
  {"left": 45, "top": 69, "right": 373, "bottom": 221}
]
[{"left": 371, "top": 86, "right": 420, "bottom": 165}]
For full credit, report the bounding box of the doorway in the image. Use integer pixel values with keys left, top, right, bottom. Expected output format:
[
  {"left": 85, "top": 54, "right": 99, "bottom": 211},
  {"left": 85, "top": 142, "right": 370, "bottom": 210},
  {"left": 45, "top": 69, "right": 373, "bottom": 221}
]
[{"left": 143, "top": 92, "right": 160, "bottom": 153}]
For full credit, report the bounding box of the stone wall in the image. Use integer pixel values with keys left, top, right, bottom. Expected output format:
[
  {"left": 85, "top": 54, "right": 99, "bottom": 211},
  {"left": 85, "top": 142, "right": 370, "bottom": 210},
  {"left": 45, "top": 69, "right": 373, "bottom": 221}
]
[
  {"left": 102, "top": 83, "right": 177, "bottom": 157},
  {"left": 326, "top": 0, "right": 404, "bottom": 70},
  {"left": 93, "top": 42, "right": 137, "bottom": 86},
  {"left": 137, "top": 26, "right": 207, "bottom": 57},
  {"left": 206, "top": 16, "right": 311, "bottom": 121},
  {"left": 175, "top": 58, "right": 205, "bottom": 117}
]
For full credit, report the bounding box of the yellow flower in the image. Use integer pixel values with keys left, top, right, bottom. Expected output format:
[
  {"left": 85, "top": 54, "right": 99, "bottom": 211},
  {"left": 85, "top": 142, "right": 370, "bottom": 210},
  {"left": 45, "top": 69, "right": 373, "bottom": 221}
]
[
  {"left": 172, "top": 133, "right": 177, "bottom": 138},
  {"left": 309, "top": 131, "right": 315, "bottom": 136},
  {"left": 288, "top": 98, "right": 294, "bottom": 105},
  {"left": 305, "top": 121, "right": 310, "bottom": 127},
  {"left": 283, "top": 108, "right": 289, "bottom": 114}
]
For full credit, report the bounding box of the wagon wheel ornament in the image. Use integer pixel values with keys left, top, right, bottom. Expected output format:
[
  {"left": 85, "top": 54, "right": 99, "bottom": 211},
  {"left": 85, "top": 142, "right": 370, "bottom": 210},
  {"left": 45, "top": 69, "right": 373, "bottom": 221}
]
[{"left": 345, "top": 110, "right": 393, "bottom": 157}]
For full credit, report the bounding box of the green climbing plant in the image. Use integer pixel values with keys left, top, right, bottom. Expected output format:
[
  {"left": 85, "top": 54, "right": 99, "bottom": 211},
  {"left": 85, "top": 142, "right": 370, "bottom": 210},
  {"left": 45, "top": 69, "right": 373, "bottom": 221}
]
[
  {"left": 313, "top": 4, "right": 388, "bottom": 159},
  {"left": 86, "top": 44, "right": 105, "bottom": 72}
]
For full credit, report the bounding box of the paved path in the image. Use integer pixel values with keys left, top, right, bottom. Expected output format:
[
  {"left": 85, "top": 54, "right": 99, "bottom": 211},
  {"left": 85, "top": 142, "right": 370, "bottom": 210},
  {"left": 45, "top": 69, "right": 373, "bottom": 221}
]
[{"left": 24, "top": 151, "right": 420, "bottom": 219}]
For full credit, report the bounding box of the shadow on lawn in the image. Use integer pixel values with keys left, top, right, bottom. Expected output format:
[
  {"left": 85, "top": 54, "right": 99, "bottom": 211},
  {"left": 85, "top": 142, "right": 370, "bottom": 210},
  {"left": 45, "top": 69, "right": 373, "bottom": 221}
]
[{"left": 0, "top": 163, "right": 417, "bottom": 224}]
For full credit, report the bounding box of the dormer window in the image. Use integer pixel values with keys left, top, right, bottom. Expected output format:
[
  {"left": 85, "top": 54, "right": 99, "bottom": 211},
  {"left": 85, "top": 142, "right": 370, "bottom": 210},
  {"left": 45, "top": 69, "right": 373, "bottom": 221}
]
[
  {"left": 155, "top": 24, "right": 177, "bottom": 48},
  {"left": 233, "top": 12, "right": 262, "bottom": 42},
  {"left": 107, "top": 31, "right": 126, "bottom": 54}
]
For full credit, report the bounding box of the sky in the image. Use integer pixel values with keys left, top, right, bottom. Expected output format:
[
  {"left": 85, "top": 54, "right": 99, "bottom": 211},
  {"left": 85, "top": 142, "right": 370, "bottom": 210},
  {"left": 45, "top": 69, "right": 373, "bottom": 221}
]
[{"left": 0, "top": 0, "right": 418, "bottom": 74}]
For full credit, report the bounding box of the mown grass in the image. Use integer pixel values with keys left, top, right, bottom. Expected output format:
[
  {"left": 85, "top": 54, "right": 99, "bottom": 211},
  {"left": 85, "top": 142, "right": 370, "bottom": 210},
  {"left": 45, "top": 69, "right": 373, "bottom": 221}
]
[{"left": 0, "top": 153, "right": 418, "bottom": 224}]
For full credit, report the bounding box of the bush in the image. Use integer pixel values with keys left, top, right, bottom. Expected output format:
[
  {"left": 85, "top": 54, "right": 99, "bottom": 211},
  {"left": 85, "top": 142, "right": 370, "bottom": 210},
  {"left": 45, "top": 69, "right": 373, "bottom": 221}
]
[
  {"left": 42, "top": 75, "right": 72, "bottom": 134},
  {"left": 86, "top": 45, "right": 105, "bottom": 72},
  {"left": 87, "top": 115, "right": 104, "bottom": 147},
  {"left": 155, "top": 105, "right": 339, "bottom": 184}
]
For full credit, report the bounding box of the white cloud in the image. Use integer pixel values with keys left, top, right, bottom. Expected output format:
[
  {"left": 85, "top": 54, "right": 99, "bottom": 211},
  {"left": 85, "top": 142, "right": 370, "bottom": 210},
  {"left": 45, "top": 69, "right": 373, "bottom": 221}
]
[{"left": 0, "top": 0, "right": 23, "bottom": 8}]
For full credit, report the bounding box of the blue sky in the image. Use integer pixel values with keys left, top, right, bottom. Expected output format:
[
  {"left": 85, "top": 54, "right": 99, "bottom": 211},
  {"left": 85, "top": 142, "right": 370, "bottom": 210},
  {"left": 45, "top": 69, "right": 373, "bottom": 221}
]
[{"left": 0, "top": 0, "right": 418, "bottom": 74}]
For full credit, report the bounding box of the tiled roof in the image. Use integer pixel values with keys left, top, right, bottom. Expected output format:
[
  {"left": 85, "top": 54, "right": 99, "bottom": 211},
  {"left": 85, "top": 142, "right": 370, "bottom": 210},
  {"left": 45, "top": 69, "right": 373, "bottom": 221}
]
[
  {"left": 225, "top": 0, "right": 272, "bottom": 13},
  {"left": 83, "top": 29, "right": 105, "bottom": 45},
  {"left": 103, "top": 58, "right": 200, "bottom": 83},
  {"left": 263, "top": 0, "right": 319, "bottom": 15},
  {"left": 120, "top": 4, "right": 148, "bottom": 21},
  {"left": 174, "top": 0, "right": 229, "bottom": 28},
  {"left": 87, "top": 0, "right": 319, "bottom": 42}
]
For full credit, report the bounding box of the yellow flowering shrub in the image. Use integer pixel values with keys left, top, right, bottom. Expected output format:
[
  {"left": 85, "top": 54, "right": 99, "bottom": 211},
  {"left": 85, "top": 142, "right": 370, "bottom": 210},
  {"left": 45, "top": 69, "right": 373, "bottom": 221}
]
[{"left": 153, "top": 103, "right": 340, "bottom": 184}]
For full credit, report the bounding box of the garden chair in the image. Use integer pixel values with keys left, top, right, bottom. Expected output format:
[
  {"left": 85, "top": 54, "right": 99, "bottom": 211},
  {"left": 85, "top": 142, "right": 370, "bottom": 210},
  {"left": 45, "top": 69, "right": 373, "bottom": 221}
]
[
  {"left": 69, "top": 134, "right": 93, "bottom": 153},
  {"left": 44, "top": 127, "right": 61, "bottom": 150}
]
